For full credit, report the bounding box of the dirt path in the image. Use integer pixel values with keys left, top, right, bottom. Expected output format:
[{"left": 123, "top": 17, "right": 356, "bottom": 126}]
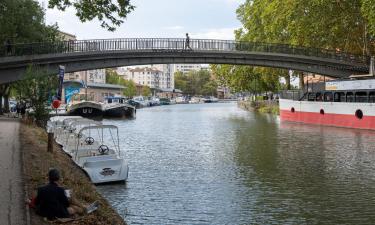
[{"left": 0, "top": 118, "right": 26, "bottom": 225}]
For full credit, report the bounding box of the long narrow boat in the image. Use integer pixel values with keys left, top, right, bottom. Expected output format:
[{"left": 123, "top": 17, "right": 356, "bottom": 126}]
[
  {"left": 67, "top": 101, "right": 104, "bottom": 118},
  {"left": 103, "top": 97, "right": 136, "bottom": 119},
  {"left": 280, "top": 78, "right": 375, "bottom": 130}
]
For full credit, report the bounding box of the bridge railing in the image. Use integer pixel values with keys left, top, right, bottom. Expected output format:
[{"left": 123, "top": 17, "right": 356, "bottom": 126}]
[{"left": 0, "top": 38, "right": 370, "bottom": 64}]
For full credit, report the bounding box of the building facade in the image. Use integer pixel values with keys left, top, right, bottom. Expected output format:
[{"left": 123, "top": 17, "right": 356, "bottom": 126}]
[
  {"left": 117, "top": 66, "right": 173, "bottom": 89},
  {"left": 171, "top": 64, "right": 203, "bottom": 74}
]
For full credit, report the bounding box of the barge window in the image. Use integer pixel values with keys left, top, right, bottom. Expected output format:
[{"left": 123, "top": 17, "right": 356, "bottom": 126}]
[
  {"left": 334, "top": 92, "right": 345, "bottom": 102},
  {"left": 308, "top": 93, "right": 316, "bottom": 101},
  {"left": 346, "top": 92, "right": 354, "bottom": 102},
  {"left": 355, "top": 92, "right": 367, "bottom": 103},
  {"left": 315, "top": 92, "right": 323, "bottom": 101},
  {"left": 324, "top": 92, "right": 333, "bottom": 102},
  {"left": 369, "top": 92, "right": 375, "bottom": 103}
]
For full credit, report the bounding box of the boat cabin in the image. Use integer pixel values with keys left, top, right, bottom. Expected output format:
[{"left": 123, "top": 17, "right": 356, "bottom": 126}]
[{"left": 105, "top": 96, "right": 127, "bottom": 104}]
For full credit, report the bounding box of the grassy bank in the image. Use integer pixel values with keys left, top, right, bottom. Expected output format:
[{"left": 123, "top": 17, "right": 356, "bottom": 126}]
[
  {"left": 20, "top": 123, "right": 127, "bottom": 225},
  {"left": 238, "top": 100, "right": 279, "bottom": 115}
]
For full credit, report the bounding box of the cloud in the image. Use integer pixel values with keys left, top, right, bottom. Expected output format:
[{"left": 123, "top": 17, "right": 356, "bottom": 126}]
[{"left": 191, "top": 28, "right": 239, "bottom": 40}]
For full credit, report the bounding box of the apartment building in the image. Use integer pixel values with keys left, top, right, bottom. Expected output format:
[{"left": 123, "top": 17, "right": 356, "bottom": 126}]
[{"left": 118, "top": 66, "right": 173, "bottom": 89}]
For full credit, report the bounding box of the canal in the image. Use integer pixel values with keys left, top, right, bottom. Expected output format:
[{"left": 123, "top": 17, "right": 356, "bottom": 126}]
[{"left": 97, "top": 102, "right": 375, "bottom": 225}]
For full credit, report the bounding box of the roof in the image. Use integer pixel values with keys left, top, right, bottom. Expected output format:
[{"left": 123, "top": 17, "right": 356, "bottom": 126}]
[{"left": 87, "top": 82, "right": 125, "bottom": 89}]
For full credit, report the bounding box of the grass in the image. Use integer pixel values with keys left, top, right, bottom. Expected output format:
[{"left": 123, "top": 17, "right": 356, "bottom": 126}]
[{"left": 21, "top": 123, "right": 127, "bottom": 225}]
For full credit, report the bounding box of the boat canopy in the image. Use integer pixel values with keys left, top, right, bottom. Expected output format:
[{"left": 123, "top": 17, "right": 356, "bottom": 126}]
[{"left": 77, "top": 125, "right": 121, "bottom": 155}]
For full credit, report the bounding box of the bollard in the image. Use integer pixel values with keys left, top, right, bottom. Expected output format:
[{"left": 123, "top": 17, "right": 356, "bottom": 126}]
[{"left": 47, "top": 132, "right": 53, "bottom": 152}]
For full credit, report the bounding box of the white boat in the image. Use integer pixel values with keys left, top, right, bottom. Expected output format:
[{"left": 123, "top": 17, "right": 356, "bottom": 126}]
[
  {"left": 61, "top": 120, "right": 102, "bottom": 154},
  {"left": 72, "top": 125, "right": 129, "bottom": 184},
  {"left": 189, "top": 97, "right": 202, "bottom": 104},
  {"left": 133, "top": 96, "right": 149, "bottom": 107},
  {"left": 47, "top": 116, "right": 82, "bottom": 135},
  {"left": 176, "top": 96, "right": 188, "bottom": 104},
  {"left": 55, "top": 118, "right": 93, "bottom": 145}
]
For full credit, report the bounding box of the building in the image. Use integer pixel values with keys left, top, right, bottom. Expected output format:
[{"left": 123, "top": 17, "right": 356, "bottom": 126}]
[
  {"left": 62, "top": 80, "right": 124, "bottom": 103},
  {"left": 65, "top": 69, "right": 106, "bottom": 84},
  {"left": 171, "top": 64, "right": 203, "bottom": 74},
  {"left": 62, "top": 69, "right": 125, "bottom": 103},
  {"left": 118, "top": 66, "right": 173, "bottom": 89},
  {"left": 58, "top": 31, "right": 76, "bottom": 41}
]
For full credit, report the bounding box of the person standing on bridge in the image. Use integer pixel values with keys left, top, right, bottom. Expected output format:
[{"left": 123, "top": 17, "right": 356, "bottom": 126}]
[{"left": 185, "top": 33, "right": 192, "bottom": 50}]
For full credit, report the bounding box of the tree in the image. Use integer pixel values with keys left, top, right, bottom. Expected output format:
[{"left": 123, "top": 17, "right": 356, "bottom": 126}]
[
  {"left": 106, "top": 69, "right": 137, "bottom": 98},
  {"left": 47, "top": 0, "right": 135, "bottom": 31},
  {"left": 141, "top": 86, "right": 151, "bottom": 97},
  {"left": 12, "top": 67, "right": 58, "bottom": 126},
  {"left": 174, "top": 71, "right": 188, "bottom": 92},
  {"left": 0, "top": 0, "right": 58, "bottom": 45},
  {"left": 0, "top": 0, "right": 58, "bottom": 114},
  {"left": 213, "top": 0, "right": 375, "bottom": 93},
  {"left": 174, "top": 70, "right": 218, "bottom": 96},
  {"left": 123, "top": 80, "right": 136, "bottom": 98}
]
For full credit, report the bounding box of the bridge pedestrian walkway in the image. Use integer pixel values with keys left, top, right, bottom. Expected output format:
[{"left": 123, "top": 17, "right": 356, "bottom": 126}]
[{"left": 0, "top": 117, "right": 26, "bottom": 225}]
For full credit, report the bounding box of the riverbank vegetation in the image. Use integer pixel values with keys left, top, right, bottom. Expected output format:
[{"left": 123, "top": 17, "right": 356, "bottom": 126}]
[
  {"left": 174, "top": 70, "right": 218, "bottom": 96},
  {"left": 21, "top": 122, "right": 127, "bottom": 225},
  {"left": 238, "top": 100, "right": 279, "bottom": 115},
  {"left": 211, "top": 0, "right": 375, "bottom": 93}
]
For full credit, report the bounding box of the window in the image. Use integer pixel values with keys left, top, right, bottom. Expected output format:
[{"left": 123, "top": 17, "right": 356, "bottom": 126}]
[
  {"left": 355, "top": 92, "right": 367, "bottom": 102},
  {"left": 369, "top": 92, "right": 375, "bottom": 103},
  {"left": 346, "top": 92, "right": 354, "bottom": 102},
  {"left": 324, "top": 92, "right": 333, "bottom": 102},
  {"left": 334, "top": 92, "right": 345, "bottom": 102}
]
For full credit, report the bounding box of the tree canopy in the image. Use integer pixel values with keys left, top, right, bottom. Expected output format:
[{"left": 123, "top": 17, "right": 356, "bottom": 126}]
[
  {"left": 106, "top": 69, "right": 137, "bottom": 98},
  {"left": 174, "top": 70, "right": 218, "bottom": 96},
  {"left": 48, "top": 0, "right": 135, "bottom": 31},
  {"left": 0, "top": 0, "right": 58, "bottom": 44},
  {"left": 212, "top": 0, "right": 375, "bottom": 93}
]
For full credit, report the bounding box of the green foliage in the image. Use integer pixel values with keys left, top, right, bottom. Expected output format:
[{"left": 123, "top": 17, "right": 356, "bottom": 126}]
[
  {"left": 12, "top": 67, "right": 58, "bottom": 126},
  {"left": 47, "top": 0, "right": 135, "bottom": 31},
  {"left": 211, "top": 64, "right": 283, "bottom": 93},
  {"left": 123, "top": 80, "right": 136, "bottom": 98},
  {"left": 105, "top": 69, "right": 136, "bottom": 98},
  {"left": 141, "top": 86, "right": 151, "bottom": 97},
  {"left": 0, "top": 0, "right": 58, "bottom": 45},
  {"left": 362, "top": 0, "right": 375, "bottom": 42},
  {"left": 174, "top": 70, "right": 218, "bottom": 96},
  {"left": 213, "top": 0, "right": 375, "bottom": 93}
]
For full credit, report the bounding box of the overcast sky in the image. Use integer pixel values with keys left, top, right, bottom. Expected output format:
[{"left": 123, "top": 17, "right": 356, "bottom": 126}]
[{"left": 38, "top": 0, "right": 244, "bottom": 40}]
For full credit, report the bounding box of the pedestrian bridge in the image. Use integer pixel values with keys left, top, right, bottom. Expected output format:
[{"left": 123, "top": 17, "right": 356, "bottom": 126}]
[{"left": 0, "top": 38, "right": 371, "bottom": 84}]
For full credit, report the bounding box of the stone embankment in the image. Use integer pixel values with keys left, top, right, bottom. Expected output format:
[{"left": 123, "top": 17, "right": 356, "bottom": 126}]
[
  {"left": 238, "top": 100, "right": 279, "bottom": 115},
  {"left": 21, "top": 122, "right": 127, "bottom": 225}
]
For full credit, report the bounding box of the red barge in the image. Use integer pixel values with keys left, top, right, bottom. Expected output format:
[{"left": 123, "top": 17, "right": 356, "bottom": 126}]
[{"left": 280, "top": 58, "right": 375, "bottom": 130}]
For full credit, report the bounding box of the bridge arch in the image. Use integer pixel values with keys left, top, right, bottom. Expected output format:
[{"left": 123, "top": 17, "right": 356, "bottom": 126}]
[{"left": 0, "top": 38, "right": 370, "bottom": 84}]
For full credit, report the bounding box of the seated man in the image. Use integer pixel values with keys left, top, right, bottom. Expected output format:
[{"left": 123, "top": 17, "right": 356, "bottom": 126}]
[{"left": 34, "top": 168, "right": 85, "bottom": 220}]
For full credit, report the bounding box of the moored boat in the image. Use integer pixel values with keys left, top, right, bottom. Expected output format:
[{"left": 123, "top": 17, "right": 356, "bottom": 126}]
[
  {"left": 72, "top": 125, "right": 129, "bottom": 184},
  {"left": 103, "top": 97, "right": 136, "bottom": 119},
  {"left": 67, "top": 101, "right": 104, "bottom": 118},
  {"left": 280, "top": 78, "right": 375, "bottom": 130}
]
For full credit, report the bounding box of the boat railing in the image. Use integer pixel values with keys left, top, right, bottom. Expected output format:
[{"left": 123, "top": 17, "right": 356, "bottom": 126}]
[{"left": 279, "top": 90, "right": 305, "bottom": 101}]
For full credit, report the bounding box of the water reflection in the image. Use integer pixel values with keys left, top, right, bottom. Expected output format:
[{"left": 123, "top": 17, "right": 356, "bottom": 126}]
[{"left": 97, "top": 103, "right": 375, "bottom": 225}]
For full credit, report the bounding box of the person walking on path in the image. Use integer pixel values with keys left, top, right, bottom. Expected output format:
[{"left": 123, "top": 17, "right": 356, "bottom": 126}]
[
  {"left": 0, "top": 118, "right": 26, "bottom": 225},
  {"left": 185, "top": 33, "right": 192, "bottom": 50}
]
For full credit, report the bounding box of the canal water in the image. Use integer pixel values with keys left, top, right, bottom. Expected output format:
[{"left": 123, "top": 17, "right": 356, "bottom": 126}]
[{"left": 97, "top": 103, "right": 375, "bottom": 225}]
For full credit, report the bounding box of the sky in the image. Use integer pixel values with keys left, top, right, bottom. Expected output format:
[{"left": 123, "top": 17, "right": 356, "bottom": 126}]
[{"left": 38, "top": 0, "right": 244, "bottom": 40}]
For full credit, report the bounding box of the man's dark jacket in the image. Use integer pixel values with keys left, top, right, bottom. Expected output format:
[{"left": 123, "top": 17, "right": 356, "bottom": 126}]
[{"left": 35, "top": 182, "right": 70, "bottom": 220}]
